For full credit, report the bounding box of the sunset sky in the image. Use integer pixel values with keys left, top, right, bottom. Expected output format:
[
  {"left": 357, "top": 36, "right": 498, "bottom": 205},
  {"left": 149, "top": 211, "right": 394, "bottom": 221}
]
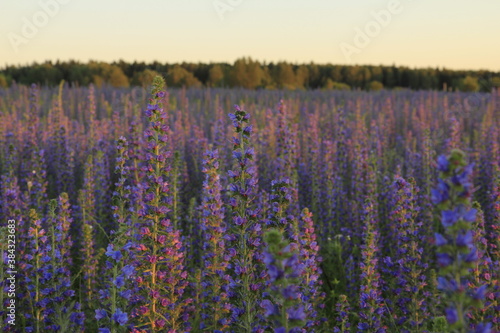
[{"left": 1, "top": 0, "right": 499, "bottom": 71}]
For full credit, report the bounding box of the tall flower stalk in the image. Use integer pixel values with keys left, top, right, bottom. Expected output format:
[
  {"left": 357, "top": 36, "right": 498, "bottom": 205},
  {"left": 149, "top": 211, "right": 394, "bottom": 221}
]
[
  {"left": 297, "top": 208, "right": 325, "bottom": 330},
  {"left": 432, "top": 149, "right": 490, "bottom": 332},
  {"left": 41, "top": 194, "right": 85, "bottom": 332},
  {"left": 77, "top": 154, "right": 99, "bottom": 310},
  {"left": 226, "top": 105, "right": 264, "bottom": 332},
  {"left": 199, "top": 149, "right": 231, "bottom": 331},
  {"left": 95, "top": 136, "right": 136, "bottom": 333},
  {"left": 386, "top": 176, "right": 429, "bottom": 331},
  {"left": 132, "top": 77, "right": 190, "bottom": 332},
  {"left": 358, "top": 162, "right": 386, "bottom": 333}
]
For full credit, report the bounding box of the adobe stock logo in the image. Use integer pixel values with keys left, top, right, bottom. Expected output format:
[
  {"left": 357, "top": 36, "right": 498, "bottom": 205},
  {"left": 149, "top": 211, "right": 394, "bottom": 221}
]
[
  {"left": 213, "top": 0, "right": 243, "bottom": 21},
  {"left": 339, "top": 0, "right": 409, "bottom": 62},
  {"left": 7, "top": 0, "right": 72, "bottom": 53}
]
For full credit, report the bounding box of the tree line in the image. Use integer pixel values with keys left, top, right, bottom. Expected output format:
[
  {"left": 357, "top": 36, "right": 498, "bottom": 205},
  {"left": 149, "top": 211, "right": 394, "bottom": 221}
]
[{"left": 1, "top": 58, "right": 499, "bottom": 91}]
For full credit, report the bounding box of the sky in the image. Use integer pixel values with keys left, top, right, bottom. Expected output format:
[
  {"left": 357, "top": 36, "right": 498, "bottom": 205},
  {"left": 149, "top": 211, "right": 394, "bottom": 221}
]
[{"left": 1, "top": 0, "right": 499, "bottom": 71}]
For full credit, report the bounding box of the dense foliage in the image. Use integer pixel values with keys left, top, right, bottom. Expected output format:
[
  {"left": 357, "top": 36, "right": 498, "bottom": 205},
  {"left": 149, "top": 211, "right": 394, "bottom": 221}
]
[
  {"left": 1, "top": 59, "right": 500, "bottom": 91},
  {"left": 0, "top": 80, "right": 499, "bottom": 332}
]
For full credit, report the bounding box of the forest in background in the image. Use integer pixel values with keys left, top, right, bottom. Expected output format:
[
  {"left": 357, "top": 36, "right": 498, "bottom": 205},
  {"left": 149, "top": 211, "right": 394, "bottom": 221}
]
[{"left": 1, "top": 58, "right": 500, "bottom": 91}]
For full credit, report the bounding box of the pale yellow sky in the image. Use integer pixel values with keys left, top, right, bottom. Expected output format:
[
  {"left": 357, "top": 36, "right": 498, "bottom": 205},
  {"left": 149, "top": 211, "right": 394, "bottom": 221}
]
[{"left": 1, "top": 0, "right": 499, "bottom": 71}]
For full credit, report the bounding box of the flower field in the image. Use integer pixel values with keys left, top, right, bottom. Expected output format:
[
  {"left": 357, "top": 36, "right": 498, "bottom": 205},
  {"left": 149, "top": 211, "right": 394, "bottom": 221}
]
[{"left": 0, "top": 77, "right": 499, "bottom": 332}]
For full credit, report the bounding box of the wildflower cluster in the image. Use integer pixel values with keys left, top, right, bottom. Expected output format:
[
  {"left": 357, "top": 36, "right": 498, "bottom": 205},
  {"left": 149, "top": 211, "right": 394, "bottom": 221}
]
[{"left": 0, "top": 79, "right": 499, "bottom": 333}]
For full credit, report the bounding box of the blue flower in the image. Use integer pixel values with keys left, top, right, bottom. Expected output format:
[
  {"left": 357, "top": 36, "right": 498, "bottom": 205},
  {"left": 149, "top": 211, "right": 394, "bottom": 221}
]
[
  {"left": 437, "top": 277, "right": 458, "bottom": 292},
  {"left": 445, "top": 307, "right": 458, "bottom": 324},
  {"left": 474, "top": 322, "right": 492, "bottom": 333},
  {"left": 121, "top": 265, "right": 135, "bottom": 278},
  {"left": 451, "top": 163, "right": 474, "bottom": 187},
  {"left": 287, "top": 305, "right": 306, "bottom": 321},
  {"left": 472, "top": 285, "right": 487, "bottom": 300},
  {"left": 456, "top": 231, "right": 473, "bottom": 247},
  {"left": 431, "top": 179, "right": 449, "bottom": 204},
  {"left": 268, "top": 265, "right": 284, "bottom": 281},
  {"left": 435, "top": 233, "right": 447, "bottom": 246},
  {"left": 437, "top": 253, "right": 453, "bottom": 267},
  {"left": 114, "top": 275, "right": 125, "bottom": 288},
  {"left": 111, "top": 308, "right": 128, "bottom": 326},
  {"left": 105, "top": 244, "right": 122, "bottom": 262},
  {"left": 437, "top": 154, "right": 449, "bottom": 172},
  {"left": 119, "top": 289, "right": 132, "bottom": 300},
  {"left": 357, "top": 322, "right": 370, "bottom": 330},
  {"left": 70, "top": 311, "right": 85, "bottom": 326},
  {"left": 122, "top": 241, "right": 133, "bottom": 251},
  {"left": 147, "top": 103, "right": 161, "bottom": 112},
  {"left": 462, "top": 208, "right": 477, "bottom": 222},
  {"left": 95, "top": 309, "right": 107, "bottom": 320},
  {"left": 463, "top": 247, "right": 479, "bottom": 262},
  {"left": 442, "top": 210, "right": 458, "bottom": 228},
  {"left": 99, "top": 289, "right": 111, "bottom": 299},
  {"left": 261, "top": 299, "right": 278, "bottom": 316},
  {"left": 282, "top": 285, "right": 299, "bottom": 300}
]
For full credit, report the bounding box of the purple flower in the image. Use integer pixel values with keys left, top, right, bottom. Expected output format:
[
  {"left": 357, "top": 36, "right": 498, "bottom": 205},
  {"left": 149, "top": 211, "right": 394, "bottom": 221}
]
[
  {"left": 464, "top": 247, "right": 478, "bottom": 262},
  {"left": 472, "top": 285, "right": 487, "bottom": 300},
  {"left": 147, "top": 103, "right": 161, "bottom": 112},
  {"left": 114, "top": 275, "right": 125, "bottom": 288},
  {"left": 358, "top": 322, "right": 370, "bottom": 330},
  {"left": 435, "top": 233, "right": 447, "bottom": 246},
  {"left": 282, "top": 285, "right": 299, "bottom": 300},
  {"left": 437, "top": 277, "right": 458, "bottom": 293},
  {"left": 456, "top": 231, "right": 473, "bottom": 247},
  {"left": 267, "top": 265, "right": 283, "bottom": 281},
  {"left": 234, "top": 216, "right": 246, "bottom": 226},
  {"left": 437, "top": 253, "right": 453, "bottom": 267},
  {"left": 462, "top": 208, "right": 477, "bottom": 222},
  {"left": 474, "top": 323, "right": 492, "bottom": 333},
  {"left": 431, "top": 180, "right": 449, "bottom": 204},
  {"left": 451, "top": 163, "right": 474, "bottom": 187},
  {"left": 95, "top": 309, "right": 107, "bottom": 320},
  {"left": 287, "top": 305, "right": 306, "bottom": 321},
  {"left": 441, "top": 210, "right": 458, "bottom": 228},
  {"left": 437, "top": 154, "right": 449, "bottom": 172},
  {"left": 122, "top": 265, "right": 135, "bottom": 278},
  {"left": 119, "top": 289, "right": 132, "bottom": 300},
  {"left": 445, "top": 307, "right": 458, "bottom": 324},
  {"left": 261, "top": 299, "right": 278, "bottom": 316},
  {"left": 99, "top": 289, "right": 111, "bottom": 299}
]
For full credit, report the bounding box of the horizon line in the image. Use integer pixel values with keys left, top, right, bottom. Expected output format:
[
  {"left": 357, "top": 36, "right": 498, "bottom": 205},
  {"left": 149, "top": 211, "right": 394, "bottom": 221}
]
[{"left": 2, "top": 58, "right": 499, "bottom": 73}]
